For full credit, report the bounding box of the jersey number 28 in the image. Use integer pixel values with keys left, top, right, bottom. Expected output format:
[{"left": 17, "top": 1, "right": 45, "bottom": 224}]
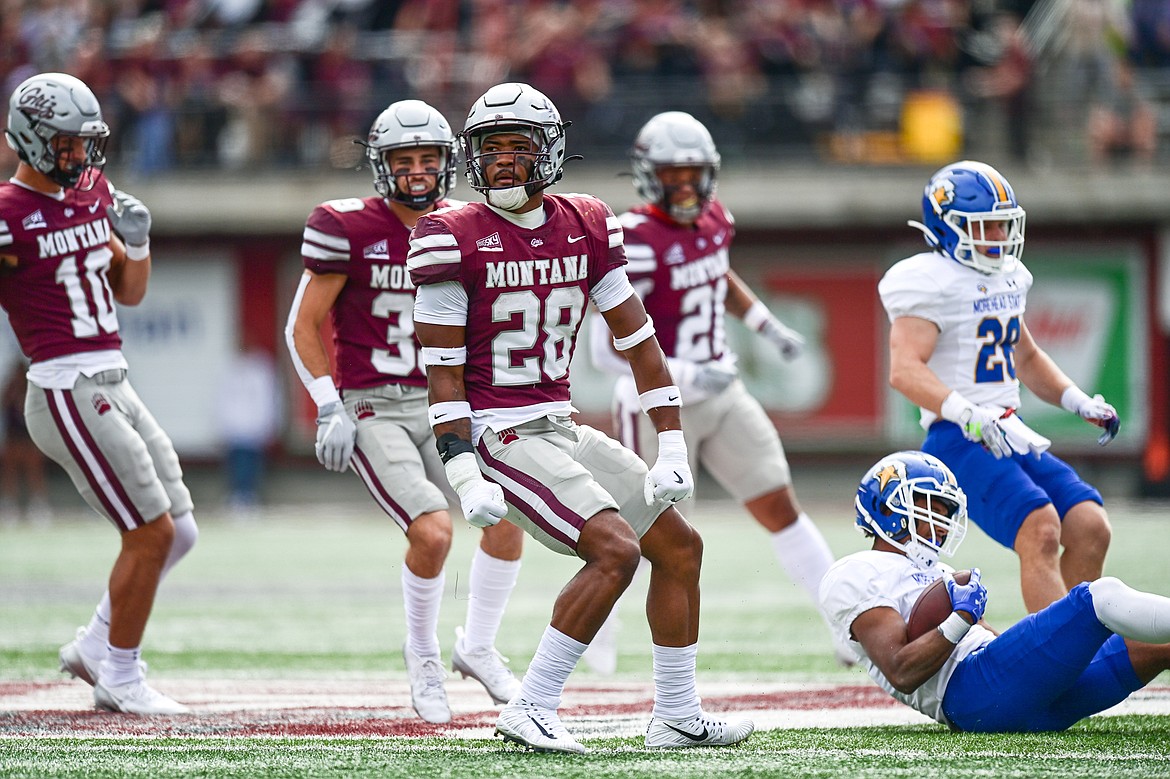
[{"left": 975, "top": 315, "right": 1020, "bottom": 383}]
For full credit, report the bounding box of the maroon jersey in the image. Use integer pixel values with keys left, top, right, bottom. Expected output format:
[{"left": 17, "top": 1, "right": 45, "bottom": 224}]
[
  {"left": 619, "top": 200, "right": 735, "bottom": 362},
  {"left": 301, "top": 196, "right": 453, "bottom": 390},
  {"left": 0, "top": 174, "right": 120, "bottom": 362},
  {"left": 408, "top": 194, "right": 624, "bottom": 413}
]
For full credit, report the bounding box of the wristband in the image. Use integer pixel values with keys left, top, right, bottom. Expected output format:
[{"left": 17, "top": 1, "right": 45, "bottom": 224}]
[
  {"left": 1061, "top": 385, "right": 1091, "bottom": 414},
  {"left": 937, "top": 612, "right": 973, "bottom": 644},
  {"left": 939, "top": 390, "right": 974, "bottom": 425},
  {"left": 639, "top": 385, "right": 682, "bottom": 414},
  {"left": 428, "top": 401, "right": 472, "bottom": 427},
  {"left": 742, "top": 300, "right": 776, "bottom": 332},
  {"left": 436, "top": 432, "right": 475, "bottom": 464},
  {"left": 308, "top": 375, "right": 341, "bottom": 409},
  {"left": 125, "top": 241, "right": 150, "bottom": 261},
  {"left": 421, "top": 346, "right": 467, "bottom": 366},
  {"left": 613, "top": 319, "right": 656, "bottom": 351}
]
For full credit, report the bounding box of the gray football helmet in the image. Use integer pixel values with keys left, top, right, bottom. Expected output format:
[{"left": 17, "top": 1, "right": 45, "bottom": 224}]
[
  {"left": 630, "top": 111, "right": 720, "bottom": 223},
  {"left": 5, "top": 72, "right": 109, "bottom": 188},
  {"left": 365, "top": 100, "right": 457, "bottom": 209},
  {"left": 460, "top": 83, "right": 568, "bottom": 203}
]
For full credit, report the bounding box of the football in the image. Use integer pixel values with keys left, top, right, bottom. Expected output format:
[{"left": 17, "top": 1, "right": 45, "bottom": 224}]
[{"left": 905, "top": 570, "right": 971, "bottom": 641}]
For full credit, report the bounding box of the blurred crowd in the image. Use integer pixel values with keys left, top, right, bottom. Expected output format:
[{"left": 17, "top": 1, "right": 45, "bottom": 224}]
[{"left": 0, "top": 0, "right": 1167, "bottom": 173}]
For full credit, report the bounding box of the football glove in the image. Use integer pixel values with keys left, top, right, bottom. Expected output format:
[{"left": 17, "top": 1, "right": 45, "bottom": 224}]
[
  {"left": 444, "top": 451, "right": 507, "bottom": 528},
  {"left": 758, "top": 317, "right": 805, "bottom": 361},
  {"left": 945, "top": 568, "right": 988, "bottom": 623},
  {"left": 940, "top": 392, "right": 1012, "bottom": 459},
  {"left": 1061, "top": 387, "right": 1120, "bottom": 446},
  {"left": 106, "top": 190, "right": 152, "bottom": 249},
  {"left": 998, "top": 410, "right": 1051, "bottom": 459},
  {"left": 692, "top": 361, "right": 739, "bottom": 395},
  {"left": 644, "top": 430, "right": 695, "bottom": 505},
  {"left": 315, "top": 401, "right": 356, "bottom": 472}
]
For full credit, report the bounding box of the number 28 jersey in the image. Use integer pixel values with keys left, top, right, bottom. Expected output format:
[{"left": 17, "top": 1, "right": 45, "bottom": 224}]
[
  {"left": 408, "top": 194, "right": 625, "bottom": 426},
  {"left": 0, "top": 175, "right": 120, "bottom": 363},
  {"left": 879, "top": 251, "right": 1033, "bottom": 428}
]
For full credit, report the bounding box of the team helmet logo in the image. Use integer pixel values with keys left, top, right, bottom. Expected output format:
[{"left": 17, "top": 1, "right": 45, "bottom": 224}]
[
  {"left": 927, "top": 177, "right": 955, "bottom": 216},
  {"left": 18, "top": 87, "right": 58, "bottom": 119}
]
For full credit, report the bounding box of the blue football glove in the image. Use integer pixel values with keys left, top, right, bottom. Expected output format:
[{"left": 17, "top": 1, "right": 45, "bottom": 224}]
[{"left": 945, "top": 568, "right": 988, "bottom": 623}]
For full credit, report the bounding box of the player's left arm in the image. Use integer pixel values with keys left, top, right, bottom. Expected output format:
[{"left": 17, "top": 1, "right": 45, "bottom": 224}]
[
  {"left": 851, "top": 606, "right": 959, "bottom": 695},
  {"left": 1015, "top": 320, "right": 1119, "bottom": 440},
  {"left": 725, "top": 269, "right": 804, "bottom": 359}
]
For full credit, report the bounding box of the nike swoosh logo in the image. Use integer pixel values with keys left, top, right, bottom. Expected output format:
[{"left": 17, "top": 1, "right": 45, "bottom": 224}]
[
  {"left": 321, "top": 415, "right": 344, "bottom": 438},
  {"left": 434, "top": 413, "right": 447, "bottom": 419},
  {"left": 673, "top": 472, "right": 684, "bottom": 484},
  {"left": 89, "top": 201, "right": 101, "bottom": 213},
  {"left": 440, "top": 356, "right": 455, "bottom": 361},
  {"left": 667, "top": 395, "right": 679, "bottom": 402},
  {"left": 664, "top": 722, "right": 708, "bottom": 741},
  {"left": 567, "top": 235, "right": 586, "bottom": 243},
  {"left": 527, "top": 715, "right": 555, "bottom": 739}
]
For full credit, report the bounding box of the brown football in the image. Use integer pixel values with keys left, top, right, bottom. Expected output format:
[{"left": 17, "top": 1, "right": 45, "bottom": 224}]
[{"left": 906, "top": 570, "right": 972, "bottom": 641}]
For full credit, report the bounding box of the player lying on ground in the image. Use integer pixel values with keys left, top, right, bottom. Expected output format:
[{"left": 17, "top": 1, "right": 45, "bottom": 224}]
[{"left": 820, "top": 450, "right": 1170, "bottom": 732}]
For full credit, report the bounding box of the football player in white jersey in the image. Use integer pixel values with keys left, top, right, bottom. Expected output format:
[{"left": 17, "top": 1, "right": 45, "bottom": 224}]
[
  {"left": 1, "top": 73, "right": 196, "bottom": 714},
  {"left": 410, "top": 83, "right": 754, "bottom": 753},
  {"left": 587, "top": 111, "right": 852, "bottom": 671},
  {"left": 821, "top": 450, "right": 1170, "bottom": 732},
  {"left": 285, "top": 100, "right": 525, "bottom": 723},
  {"left": 879, "top": 160, "right": 1119, "bottom": 614}
]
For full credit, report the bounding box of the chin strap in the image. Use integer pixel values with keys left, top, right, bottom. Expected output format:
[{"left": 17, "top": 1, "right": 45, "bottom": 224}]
[{"left": 907, "top": 219, "right": 940, "bottom": 249}]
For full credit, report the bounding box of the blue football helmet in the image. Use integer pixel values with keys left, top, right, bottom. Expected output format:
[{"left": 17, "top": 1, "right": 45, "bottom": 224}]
[
  {"left": 855, "top": 451, "right": 968, "bottom": 569},
  {"left": 908, "top": 160, "right": 1025, "bottom": 275}
]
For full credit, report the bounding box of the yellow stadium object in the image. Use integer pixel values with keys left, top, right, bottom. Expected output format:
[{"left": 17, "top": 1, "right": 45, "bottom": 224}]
[{"left": 901, "top": 90, "right": 963, "bottom": 163}]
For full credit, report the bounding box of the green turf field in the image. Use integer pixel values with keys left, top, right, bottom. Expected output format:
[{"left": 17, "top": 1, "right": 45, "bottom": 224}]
[{"left": 2, "top": 486, "right": 1169, "bottom": 778}]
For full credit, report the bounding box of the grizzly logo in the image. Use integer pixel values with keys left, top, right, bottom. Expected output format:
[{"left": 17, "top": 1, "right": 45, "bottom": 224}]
[
  {"left": 355, "top": 400, "right": 375, "bottom": 420},
  {"left": 498, "top": 428, "right": 519, "bottom": 445},
  {"left": 92, "top": 393, "right": 111, "bottom": 416}
]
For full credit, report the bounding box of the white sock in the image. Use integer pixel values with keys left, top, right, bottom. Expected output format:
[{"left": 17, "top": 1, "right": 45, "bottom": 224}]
[
  {"left": 99, "top": 645, "right": 142, "bottom": 688},
  {"left": 770, "top": 513, "right": 835, "bottom": 600},
  {"left": 519, "top": 626, "right": 587, "bottom": 710},
  {"left": 463, "top": 548, "right": 520, "bottom": 652},
  {"left": 651, "top": 643, "right": 701, "bottom": 720},
  {"left": 402, "top": 566, "right": 445, "bottom": 659},
  {"left": 1089, "top": 577, "right": 1170, "bottom": 643}
]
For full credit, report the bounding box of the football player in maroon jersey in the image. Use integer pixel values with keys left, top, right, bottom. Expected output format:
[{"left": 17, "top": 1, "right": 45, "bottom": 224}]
[
  {"left": 587, "top": 111, "right": 854, "bottom": 670},
  {"left": 0, "top": 72, "right": 196, "bottom": 714},
  {"left": 409, "top": 83, "right": 754, "bottom": 753},
  {"left": 285, "top": 100, "right": 526, "bottom": 723}
]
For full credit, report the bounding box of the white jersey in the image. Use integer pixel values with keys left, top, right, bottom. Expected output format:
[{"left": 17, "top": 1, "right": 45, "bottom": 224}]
[
  {"left": 818, "top": 549, "right": 995, "bottom": 725},
  {"left": 879, "top": 251, "right": 1033, "bottom": 429}
]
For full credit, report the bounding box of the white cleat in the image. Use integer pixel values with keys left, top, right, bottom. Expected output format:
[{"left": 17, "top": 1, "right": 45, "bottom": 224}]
[
  {"left": 451, "top": 626, "right": 522, "bottom": 705},
  {"left": 495, "top": 698, "right": 587, "bottom": 754},
  {"left": 59, "top": 628, "right": 100, "bottom": 686},
  {"left": 403, "top": 643, "right": 451, "bottom": 724},
  {"left": 645, "top": 711, "right": 755, "bottom": 748},
  {"left": 94, "top": 679, "right": 188, "bottom": 715}
]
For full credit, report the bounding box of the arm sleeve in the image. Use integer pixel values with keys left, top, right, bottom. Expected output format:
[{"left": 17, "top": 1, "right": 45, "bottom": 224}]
[{"left": 414, "top": 281, "right": 469, "bottom": 326}]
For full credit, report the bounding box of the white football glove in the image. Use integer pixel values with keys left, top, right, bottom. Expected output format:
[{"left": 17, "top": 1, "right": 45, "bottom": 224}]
[
  {"left": 759, "top": 317, "right": 806, "bottom": 361},
  {"left": 644, "top": 430, "right": 695, "bottom": 505},
  {"left": 1061, "top": 386, "right": 1120, "bottom": 445},
  {"left": 940, "top": 392, "right": 1012, "bottom": 459},
  {"left": 998, "top": 411, "right": 1051, "bottom": 459},
  {"left": 315, "top": 401, "right": 357, "bottom": 472},
  {"left": 444, "top": 451, "right": 507, "bottom": 528},
  {"left": 106, "top": 190, "right": 152, "bottom": 248},
  {"left": 692, "top": 361, "right": 738, "bottom": 395}
]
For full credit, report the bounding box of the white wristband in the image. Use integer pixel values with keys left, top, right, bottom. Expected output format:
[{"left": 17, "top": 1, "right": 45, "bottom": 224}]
[
  {"left": 443, "top": 451, "right": 482, "bottom": 495},
  {"left": 308, "top": 375, "right": 341, "bottom": 409},
  {"left": 939, "top": 390, "right": 974, "bottom": 425},
  {"left": 125, "top": 240, "right": 150, "bottom": 261},
  {"left": 1061, "top": 385, "right": 1091, "bottom": 414},
  {"left": 742, "top": 300, "right": 776, "bottom": 332},
  {"left": 421, "top": 346, "right": 467, "bottom": 366},
  {"left": 613, "top": 319, "right": 656, "bottom": 351},
  {"left": 428, "top": 401, "right": 472, "bottom": 427},
  {"left": 639, "top": 385, "right": 682, "bottom": 414},
  {"left": 937, "top": 612, "right": 973, "bottom": 644}
]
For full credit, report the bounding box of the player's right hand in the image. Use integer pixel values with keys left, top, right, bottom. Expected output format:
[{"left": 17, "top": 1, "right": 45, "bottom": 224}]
[
  {"left": 957, "top": 406, "right": 1012, "bottom": 459},
  {"left": 315, "top": 401, "right": 356, "bottom": 472},
  {"left": 644, "top": 430, "right": 695, "bottom": 505},
  {"left": 458, "top": 480, "right": 508, "bottom": 528},
  {"left": 945, "top": 568, "right": 987, "bottom": 623},
  {"left": 106, "top": 190, "right": 152, "bottom": 248}
]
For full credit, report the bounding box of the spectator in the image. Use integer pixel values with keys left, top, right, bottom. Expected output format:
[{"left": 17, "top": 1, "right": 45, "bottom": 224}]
[
  {"left": 1087, "top": 59, "right": 1158, "bottom": 169},
  {"left": 215, "top": 341, "right": 280, "bottom": 513}
]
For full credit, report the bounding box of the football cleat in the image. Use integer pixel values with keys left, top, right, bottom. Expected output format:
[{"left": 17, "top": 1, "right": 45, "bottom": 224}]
[
  {"left": 495, "top": 698, "right": 587, "bottom": 754},
  {"left": 451, "top": 626, "right": 521, "bottom": 705},
  {"left": 645, "top": 711, "right": 755, "bottom": 749},
  {"left": 59, "top": 627, "right": 148, "bottom": 686},
  {"left": 94, "top": 679, "right": 188, "bottom": 715},
  {"left": 403, "top": 643, "right": 451, "bottom": 723}
]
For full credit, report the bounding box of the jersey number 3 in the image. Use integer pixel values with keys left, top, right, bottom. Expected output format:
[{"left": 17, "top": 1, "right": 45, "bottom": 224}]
[{"left": 975, "top": 315, "right": 1019, "bottom": 383}]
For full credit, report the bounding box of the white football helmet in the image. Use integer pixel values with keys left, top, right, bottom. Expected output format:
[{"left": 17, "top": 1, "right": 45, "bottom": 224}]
[
  {"left": 855, "top": 450, "right": 968, "bottom": 569},
  {"left": 5, "top": 72, "right": 109, "bottom": 189},
  {"left": 365, "top": 100, "right": 456, "bottom": 209},
  {"left": 630, "top": 111, "right": 720, "bottom": 223},
  {"left": 460, "top": 82, "right": 568, "bottom": 209}
]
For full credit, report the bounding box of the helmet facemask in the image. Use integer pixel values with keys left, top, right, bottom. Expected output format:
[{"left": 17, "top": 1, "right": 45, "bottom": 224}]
[
  {"left": 371, "top": 144, "right": 454, "bottom": 210},
  {"left": 944, "top": 208, "right": 1026, "bottom": 274},
  {"left": 363, "top": 99, "right": 457, "bottom": 209},
  {"left": 630, "top": 111, "right": 720, "bottom": 224},
  {"left": 461, "top": 122, "right": 564, "bottom": 211}
]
